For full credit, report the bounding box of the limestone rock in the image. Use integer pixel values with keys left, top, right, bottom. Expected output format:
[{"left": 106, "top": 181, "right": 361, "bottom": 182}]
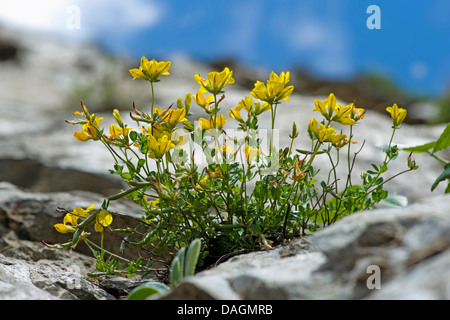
[
  {"left": 0, "top": 239, "right": 113, "bottom": 300},
  {"left": 0, "top": 181, "right": 144, "bottom": 260},
  {"left": 160, "top": 194, "right": 450, "bottom": 300},
  {"left": 0, "top": 182, "right": 160, "bottom": 300}
]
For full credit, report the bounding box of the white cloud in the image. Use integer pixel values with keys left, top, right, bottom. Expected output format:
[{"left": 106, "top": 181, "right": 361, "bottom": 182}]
[
  {"left": 77, "top": 0, "right": 162, "bottom": 37},
  {"left": 0, "top": 1, "right": 70, "bottom": 31},
  {"left": 0, "top": 0, "right": 163, "bottom": 39}
]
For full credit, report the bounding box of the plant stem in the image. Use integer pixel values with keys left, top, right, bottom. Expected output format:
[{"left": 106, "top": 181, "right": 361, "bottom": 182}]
[
  {"left": 428, "top": 152, "right": 448, "bottom": 165},
  {"left": 150, "top": 81, "right": 155, "bottom": 115},
  {"left": 347, "top": 125, "right": 353, "bottom": 186}
]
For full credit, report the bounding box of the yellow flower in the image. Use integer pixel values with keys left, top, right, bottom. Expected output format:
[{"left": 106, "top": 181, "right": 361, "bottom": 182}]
[
  {"left": 313, "top": 93, "right": 355, "bottom": 125},
  {"left": 197, "top": 174, "right": 209, "bottom": 189},
  {"left": 213, "top": 144, "right": 233, "bottom": 158},
  {"left": 332, "top": 104, "right": 355, "bottom": 126},
  {"left": 330, "top": 134, "right": 349, "bottom": 150},
  {"left": 142, "top": 123, "right": 164, "bottom": 139},
  {"left": 251, "top": 72, "right": 294, "bottom": 104},
  {"left": 112, "top": 109, "right": 123, "bottom": 127},
  {"left": 308, "top": 117, "right": 320, "bottom": 139},
  {"left": 254, "top": 101, "right": 271, "bottom": 115},
  {"left": 349, "top": 103, "right": 365, "bottom": 122},
  {"left": 193, "top": 90, "right": 215, "bottom": 111},
  {"left": 236, "top": 96, "right": 271, "bottom": 116},
  {"left": 319, "top": 126, "right": 336, "bottom": 143},
  {"left": 54, "top": 205, "right": 95, "bottom": 234},
  {"left": 147, "top": 134, "right": 175, "bottom": 159},
  {"left": 194, "top": 67, "right": 235, "bottom": 94},
  {"left": 106, "top": 124, "right": 132, "bottom": 141},
  {"left": 270, "top": 71, "right": 290, "bottom": 85},
  {"left": 386, "top": 103, "right": 407, "bottom": 127},
  {"left": 245, "top": 145, "right": 261, "bottom": 164},
  {"left": 129, "top": 56, "right": 171, "bottom": 82},
  {"left": 229, "top": 106, "right": 243, "bottom": 122},
  {"left": 198, "top": 114, "right": 227, "bottom": 131},
  {"left": 291, "top": 159, "right": 306, "bottom": 181},
  {"left": 74, "top": 114, "right": 103, "bottom": 141},
  {"left": 160, "top": 107, "right": 187, "bottom": 129},
  {"left": 54, "top": 223, "right": 76, "bottom": 234},
  {"left": 237, "top": 96, "right": 254, "bottom": 112},
  {"left": 313, "top": 93, "right": 337, "bottom": 120},
  {"left": 145, "top": 197, "right": 159, "bottom": 209},
  {"left": 94, "top": 210, "right": 113, "bottom": 232},
  {"left": 170, "top": 130, "right": 189, "bottom": 149},
  {"left": 177, "top": 93, "right": 192, "bottom": 113},
  {"left": 308, "top": 117, "right": 346, "bottom": 144}
]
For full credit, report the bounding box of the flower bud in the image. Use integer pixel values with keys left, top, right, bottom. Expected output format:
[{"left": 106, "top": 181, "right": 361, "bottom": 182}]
[{"left": 113, "top": 109, "right": 123, "bottom": 127}]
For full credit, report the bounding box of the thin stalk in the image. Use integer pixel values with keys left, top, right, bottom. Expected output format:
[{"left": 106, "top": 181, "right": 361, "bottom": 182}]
[
  {"left": 347, "top": 125, "right": 353, "bottom": 186},
  {"left": 150, "top": 81, "right": 155, "bottom": 115}
]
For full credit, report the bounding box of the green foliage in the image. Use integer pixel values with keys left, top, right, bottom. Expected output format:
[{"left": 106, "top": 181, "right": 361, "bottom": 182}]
[
  {"left": 127, "top": 239, "right": 201, "bottom": 300},
  {"left": 400, "top": 122, "right": 450, "bottom": 193},
  {"left": 49, "top": 58, "right": 418, "bottom": 280},
  {"left": 127, "top": 281, "right": 170, "bottom": 300},
  {"left": 170, "top": 238, "right": 202, "bottom": 287}
]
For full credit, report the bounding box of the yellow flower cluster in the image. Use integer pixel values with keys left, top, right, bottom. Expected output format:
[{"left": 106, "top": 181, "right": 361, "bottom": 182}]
[
  {"left": 251, "top": 71, "right": 294, "bottom": 104},
  {"left": 73, "top": 112, "right": 103, "bottom": 142},
  {"left": 129, "top": 56, "right": 171, "bottom": 82},
  {"left": 54, "top": 205, "right": 113, "bottom": 234},
  {"left": 308, "top": 117, "right": 349, "bottom": 149},
  {"left": 308, "top": 93, "right": 365, "bottom": 150},
  {"left": 229, "top": 96, "right": 272, "bottom": 123},
  {"left": 142, "top": 107, "right": 188, "bottom": 159},
  {"left": 386, "top": 103, "right": 407, "bottom": 127},
  {"left": 194, "top": 67, "right": 235, "bottom": 95}
]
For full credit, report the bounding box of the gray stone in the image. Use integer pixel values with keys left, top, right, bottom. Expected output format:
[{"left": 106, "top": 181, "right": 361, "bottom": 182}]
[
  {"left": 366, "top": 250, "right": 450, "bottom": 300},
  {"left": 0, "top": 239, "right": 114, "bottom": 300},
  {"left": 0, "top": 185, "right": 161, "bottom": 300},
  {"left": 0, "top": 181, "right": 145, "bottom": 261},
  {"left": 159, "top": 194, "right": 450, "bottom": 300}
]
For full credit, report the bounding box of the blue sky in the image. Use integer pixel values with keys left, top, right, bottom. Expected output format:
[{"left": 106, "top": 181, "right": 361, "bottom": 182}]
[{"left": 1, "top": 0, "right": 449, "bottom": 97}]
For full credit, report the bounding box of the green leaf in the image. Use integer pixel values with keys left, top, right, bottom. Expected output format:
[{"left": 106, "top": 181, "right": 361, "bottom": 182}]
[
  {"left": 127, "top": 281, "right": 170, "bottom": 300},
  {"left": 129, "top": 131, "right": 138, "bottom": 142},
  {"left": 184, "top": 239, "right": 201, "bottom": 277},
  {"left": 121, "top": 172, "right": 132, "bottom": 180},
  {"left": 431, "top": 163, "right": 450, "bottom": 192},
  {"left": 175, "top": 247, "right": 186, "bottom": 277},
  {"left": 170, "top": 257, "right": 182, "bottom": 287},
  {"left": 137, "top": 159, "right": 146, "bottom": 170},
  {"left": 400, "top": 141, "right": 436, "bottom": 153},
  {"left": 433, "top": 122, "right": 450, "bottom": 154}
]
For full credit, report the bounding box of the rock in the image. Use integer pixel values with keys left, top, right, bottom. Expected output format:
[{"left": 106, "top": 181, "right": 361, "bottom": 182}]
[
  {"left": 0, "top": 238, "right": 114, "bottom": 300},
  {"left": 365, "top": 250, "right": 450, "bottom": 299},
  {"left": 312, "top": 194, "right": 450, "bottom": 299},
  {"left": 0, "top": 181, "right": 144, "bottom": 261},
  {"left": 159, "top": 194, "right": 450, "bottom": 300},
  {"left": 0, "top": 237, "right": 153, "bottom": 300},
  {"left": 0, "top": 182, "right": 161, "bottom": 300},
  {"left": 159, "top": 276, "right": 241, "bottom": 300}
]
